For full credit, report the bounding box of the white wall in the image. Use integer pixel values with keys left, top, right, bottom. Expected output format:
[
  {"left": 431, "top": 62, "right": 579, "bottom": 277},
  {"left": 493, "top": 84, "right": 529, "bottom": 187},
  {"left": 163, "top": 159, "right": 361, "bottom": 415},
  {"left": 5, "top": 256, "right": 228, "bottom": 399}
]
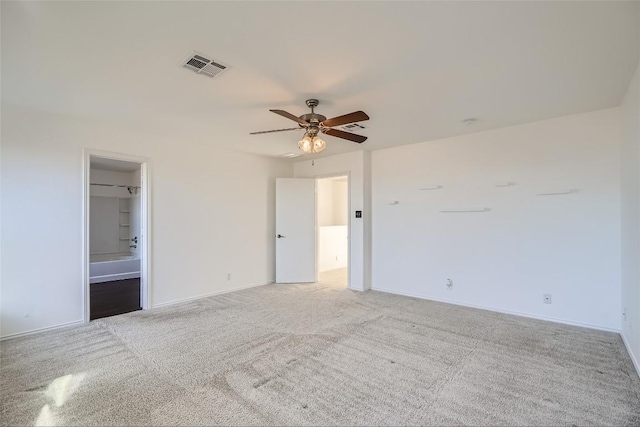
[
  {"left": 89, "top": 196, "right": 120, "bottom": 254},
  {"left": 317, "top": 179, "right": 335, "bottom": 227},
  {"left": 363, "top": 153, "right": 372, "bottom": 287},
  {"left": 333, "top": 180, "right": 348, "bottom": 226},
  {"left": 129, "top": 169, "right": 142, "bottom": 258},
  {"left": 89, "top": 168, "right": 140, "bottom": 254},
  {"left": 621, "top": 62, "right": 640, "bottom": 372},
  {"left": 294, "top": 151, "right": 372, "bottom": 291},
  {"left": 91, "top": 169, "right": 135, "bottom": 186},
  {"left": 0, "top": 106, "right": 293, "bottom": 338},
  {"left": 317, "top": 177, "right": 349, "bottom": 273},
  {"left": 317, "top": 177, "right": 348, "bottom": 227},
  {"left": 318, "top": 226, "right": 348, "bottom": 273},
  {"left": 372, "top": 108, "right": 622, "bottom": 330}
]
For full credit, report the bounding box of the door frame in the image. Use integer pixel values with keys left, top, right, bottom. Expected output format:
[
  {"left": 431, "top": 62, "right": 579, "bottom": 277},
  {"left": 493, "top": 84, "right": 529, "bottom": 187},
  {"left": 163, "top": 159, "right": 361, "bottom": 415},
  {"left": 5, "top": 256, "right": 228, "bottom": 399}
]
[
  {"left": 315, "top": 172, "right": 351, "bottom": 289},
  {"left": 82, "top": 149, "right": 152, "bottom": 323}
]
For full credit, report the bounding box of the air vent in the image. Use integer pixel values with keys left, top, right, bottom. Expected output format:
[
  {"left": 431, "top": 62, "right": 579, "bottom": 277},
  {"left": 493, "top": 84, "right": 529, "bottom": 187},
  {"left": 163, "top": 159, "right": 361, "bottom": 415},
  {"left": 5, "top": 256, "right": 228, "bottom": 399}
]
[
  {"left": 181, "top": 51, "right": 229, "bottom": 78},
  {"left": 281, "top": 153, "right": 302, "bottom": 159},
  {"left": 341, "top": 123, "right": 366, "bottom": 132}
]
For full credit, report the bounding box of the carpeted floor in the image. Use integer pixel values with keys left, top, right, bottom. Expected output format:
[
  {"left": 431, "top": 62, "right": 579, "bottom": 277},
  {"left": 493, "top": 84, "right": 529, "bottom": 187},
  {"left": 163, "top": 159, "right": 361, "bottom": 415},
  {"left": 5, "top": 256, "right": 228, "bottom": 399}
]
[
  {"left": 318, "top": 267, "right": 348, "bottom": 288},
  {"left": 2, "top": 278, "right": 639, "bottom": 426}
]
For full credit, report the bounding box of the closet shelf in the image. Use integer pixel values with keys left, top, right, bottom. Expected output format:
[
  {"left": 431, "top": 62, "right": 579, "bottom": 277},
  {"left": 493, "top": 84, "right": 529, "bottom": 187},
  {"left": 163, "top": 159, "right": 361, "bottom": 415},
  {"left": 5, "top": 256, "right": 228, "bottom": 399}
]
[
  {"left": 119, "top": 224, "right": 130, "bottom": 227},
  {"left": 119, "top": 210, "right": 130, "bottom": 213}
]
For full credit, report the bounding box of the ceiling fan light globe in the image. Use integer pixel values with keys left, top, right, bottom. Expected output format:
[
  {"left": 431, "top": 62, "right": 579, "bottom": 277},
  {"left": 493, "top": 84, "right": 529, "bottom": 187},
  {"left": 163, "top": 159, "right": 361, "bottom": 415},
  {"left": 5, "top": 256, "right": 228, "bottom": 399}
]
[
  {"left": 298, "top": 135, "right": 313, "bottom": 153},
  {"left": 311, "top": 137, "right": 326, "bottom": 153}
]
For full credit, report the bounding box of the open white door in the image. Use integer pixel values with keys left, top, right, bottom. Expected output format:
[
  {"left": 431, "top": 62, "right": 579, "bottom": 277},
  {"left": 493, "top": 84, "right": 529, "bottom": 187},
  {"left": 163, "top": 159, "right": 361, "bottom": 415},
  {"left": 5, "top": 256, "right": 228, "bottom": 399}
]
[{"left": 276, "top": 178, "right": 316, "bottom": 283}]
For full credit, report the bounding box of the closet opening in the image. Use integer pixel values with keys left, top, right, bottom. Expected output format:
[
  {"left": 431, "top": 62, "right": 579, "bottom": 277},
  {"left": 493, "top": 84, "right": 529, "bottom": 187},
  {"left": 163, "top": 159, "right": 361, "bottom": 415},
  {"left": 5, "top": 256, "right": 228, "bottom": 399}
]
[
  {"left": 316, "top": 175, "right": 349, "bottom": 288},
  {"left": 83, "top": 152, "right": 150, "bottom": 321}
]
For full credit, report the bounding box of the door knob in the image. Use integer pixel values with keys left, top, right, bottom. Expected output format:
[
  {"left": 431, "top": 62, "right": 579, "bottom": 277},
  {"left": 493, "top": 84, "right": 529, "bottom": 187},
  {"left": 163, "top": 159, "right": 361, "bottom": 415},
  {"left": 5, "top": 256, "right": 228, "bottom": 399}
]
[{"left": 277, "top": 234, "right": 286, "bottom": 238}]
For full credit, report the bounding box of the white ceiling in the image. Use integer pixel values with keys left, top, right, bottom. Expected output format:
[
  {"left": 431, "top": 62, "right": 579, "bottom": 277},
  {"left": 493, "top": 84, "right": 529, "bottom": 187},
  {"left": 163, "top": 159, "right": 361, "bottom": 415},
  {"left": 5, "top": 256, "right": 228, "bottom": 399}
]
[{"left": 2, "top": 2, "right": 638, "bottom": 160}]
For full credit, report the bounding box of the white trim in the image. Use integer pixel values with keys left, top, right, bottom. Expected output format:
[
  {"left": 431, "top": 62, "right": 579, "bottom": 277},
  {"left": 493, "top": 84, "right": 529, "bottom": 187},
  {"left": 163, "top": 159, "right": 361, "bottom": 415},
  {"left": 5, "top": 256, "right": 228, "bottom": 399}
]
[
  {"left": 83, "top": 150, "right": 152, "bottom": 322},
  {"left": 1, "top": 320, "right": 85, "bottom": 341},
  {"left": 140, "top": 161, "right": 152, "bottom": 310},
  {"left": 90, "top": 272, "right": 141, "bottom": 284},
  {"left": 1, "top": 282, "right": 272, "bottom": 340},
  {"left": 83, "top": 153, "right": 90, "bottom": 322},
  {"left": 151, "top": 281, "right": 273, "bottom": 309},
  {"left": 314, "top": 172, "right": 352, "bottom": 290},
  {"left": 371, "top": 286, "right": 621, "bottom": 333},
  {"left": 621, "top": 332, "right": 640, "bottom": 378}
]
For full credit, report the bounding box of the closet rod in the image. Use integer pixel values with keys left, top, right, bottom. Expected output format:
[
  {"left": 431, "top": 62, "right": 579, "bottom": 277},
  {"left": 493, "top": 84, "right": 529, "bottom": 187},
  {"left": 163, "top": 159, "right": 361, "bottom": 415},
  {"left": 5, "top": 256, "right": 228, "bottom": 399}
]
[{"left": 90, "top": 183, "right": 140, "bottom": 189}]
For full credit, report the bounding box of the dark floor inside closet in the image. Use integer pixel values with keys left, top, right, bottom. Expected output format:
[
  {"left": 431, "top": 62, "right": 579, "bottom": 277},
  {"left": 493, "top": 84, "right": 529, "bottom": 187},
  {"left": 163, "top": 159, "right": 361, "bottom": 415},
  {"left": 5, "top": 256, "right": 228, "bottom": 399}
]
[{"left": 90, "top": 278, "right": 141, "bottom": 320}]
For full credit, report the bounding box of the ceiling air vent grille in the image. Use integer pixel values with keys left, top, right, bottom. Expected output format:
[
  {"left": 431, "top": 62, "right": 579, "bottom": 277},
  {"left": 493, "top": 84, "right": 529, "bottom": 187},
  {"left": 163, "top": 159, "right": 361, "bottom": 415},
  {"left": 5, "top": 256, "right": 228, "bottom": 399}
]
[
  {"left": 182, "top": 52, "right": 229, "bottom": 79},
  {"left": 341, "top": 123, "right": 366, "bottom": 132}
]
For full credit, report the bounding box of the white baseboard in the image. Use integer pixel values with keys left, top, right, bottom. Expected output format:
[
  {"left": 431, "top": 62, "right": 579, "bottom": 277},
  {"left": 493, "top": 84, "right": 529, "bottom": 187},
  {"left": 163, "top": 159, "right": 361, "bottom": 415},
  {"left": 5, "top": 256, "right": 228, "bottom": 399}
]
[
  {"left": 621, "top": 332, "right": 640, "bottom": 378},
  {"left": 1, "top": 319, "right": 85, "bottom": 341},
  {"left": 370, "top": 286, "right": 621, "bottom": 333},
  {"left": 152, "top": 281, "right": 273, "bottom": 309},
  {"left": 1, "top": 282, "right": 274, "bottom": 340}
]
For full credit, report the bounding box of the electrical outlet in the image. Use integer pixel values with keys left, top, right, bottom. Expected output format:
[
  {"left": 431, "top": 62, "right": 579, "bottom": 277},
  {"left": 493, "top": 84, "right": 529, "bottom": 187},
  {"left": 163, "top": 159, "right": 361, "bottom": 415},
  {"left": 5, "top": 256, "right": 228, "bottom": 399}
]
[
  {"left": 446, "top": 279, "right": 453, "bottom": 290},
  {"left": 543, "top": 294, "right": 552, "bottom": 304},
  {"left": 227, "top": 273, "right": 231, "bottom": 280}
]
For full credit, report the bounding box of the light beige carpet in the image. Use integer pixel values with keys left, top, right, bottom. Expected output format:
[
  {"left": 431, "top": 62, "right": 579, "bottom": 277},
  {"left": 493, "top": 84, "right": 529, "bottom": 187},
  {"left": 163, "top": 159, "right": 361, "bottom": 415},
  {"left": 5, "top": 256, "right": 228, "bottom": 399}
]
[
  {"left": 2, "top": 280, "right": 639, "bottom": 426},
  {"left": 318, "top": 267, "right": 348, "bottom": 288}
]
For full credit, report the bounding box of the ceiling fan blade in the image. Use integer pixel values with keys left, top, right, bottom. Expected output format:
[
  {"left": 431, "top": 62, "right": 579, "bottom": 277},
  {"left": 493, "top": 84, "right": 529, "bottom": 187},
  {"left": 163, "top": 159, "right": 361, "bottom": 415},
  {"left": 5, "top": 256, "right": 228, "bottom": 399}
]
[
  {"left": 322, "top": 128, "right": 367, "bottom": 143},
  {"left": 321, "top": 111, "right": 369, "bottom": 128},
  {"left": 270, "top": 109, "right": 310, "bottom": 126},
  {"left": 250, "top": 127, "right": 303, "bottom": 135}
]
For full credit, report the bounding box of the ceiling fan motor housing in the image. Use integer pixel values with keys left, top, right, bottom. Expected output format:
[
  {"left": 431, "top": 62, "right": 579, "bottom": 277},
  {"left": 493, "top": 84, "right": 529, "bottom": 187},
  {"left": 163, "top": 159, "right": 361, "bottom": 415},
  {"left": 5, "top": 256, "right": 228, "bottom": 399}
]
[
  {"left": 299, "top": 113, "right": 327, "bottom": 125},
  {"left": 301, "top": 98, "right": 325, "bottom": 125}
]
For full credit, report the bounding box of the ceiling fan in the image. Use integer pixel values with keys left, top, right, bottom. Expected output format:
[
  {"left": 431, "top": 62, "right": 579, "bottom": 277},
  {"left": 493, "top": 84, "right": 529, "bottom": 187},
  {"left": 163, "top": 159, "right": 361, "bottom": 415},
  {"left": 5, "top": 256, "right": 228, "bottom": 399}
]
[{"left": 250, "top": 99, "right": 369, "bottom": 154}]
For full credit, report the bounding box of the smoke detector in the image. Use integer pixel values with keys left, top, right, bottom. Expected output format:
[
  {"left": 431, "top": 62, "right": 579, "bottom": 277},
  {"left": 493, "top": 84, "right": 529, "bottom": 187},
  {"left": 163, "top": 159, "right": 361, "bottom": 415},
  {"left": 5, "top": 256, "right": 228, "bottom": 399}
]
[{"left": 181, "top": 51, "right": 229, "bottom": 78}]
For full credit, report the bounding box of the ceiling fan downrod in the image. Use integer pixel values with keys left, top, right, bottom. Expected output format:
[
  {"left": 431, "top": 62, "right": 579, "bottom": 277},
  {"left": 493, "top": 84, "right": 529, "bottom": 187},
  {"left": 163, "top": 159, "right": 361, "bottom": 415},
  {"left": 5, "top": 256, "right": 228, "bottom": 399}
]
[{"left": 306, "top": 98, "right": 319, "bottom": 114}]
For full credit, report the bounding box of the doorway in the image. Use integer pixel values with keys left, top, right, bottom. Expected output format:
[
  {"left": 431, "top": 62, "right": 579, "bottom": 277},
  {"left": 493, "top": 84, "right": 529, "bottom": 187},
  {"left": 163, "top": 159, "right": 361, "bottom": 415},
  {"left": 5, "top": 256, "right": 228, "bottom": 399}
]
[
  {"left": 316, "top": 175, "right": 349, "bottom": 288},
  {"left": 83, "top": 152, "right": 150, "bottom": 321}
]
